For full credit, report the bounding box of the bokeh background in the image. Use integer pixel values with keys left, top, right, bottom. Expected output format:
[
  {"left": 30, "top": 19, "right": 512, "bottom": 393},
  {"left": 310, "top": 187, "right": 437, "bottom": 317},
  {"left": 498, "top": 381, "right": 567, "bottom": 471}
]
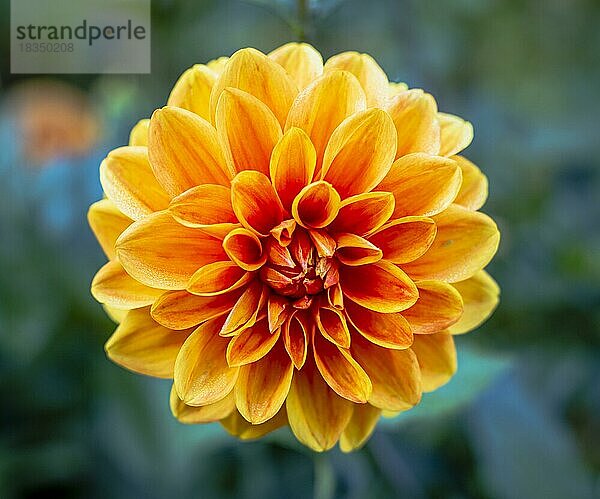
[{"left": 1, "top": 0, "right": 599, "bottom": 498}]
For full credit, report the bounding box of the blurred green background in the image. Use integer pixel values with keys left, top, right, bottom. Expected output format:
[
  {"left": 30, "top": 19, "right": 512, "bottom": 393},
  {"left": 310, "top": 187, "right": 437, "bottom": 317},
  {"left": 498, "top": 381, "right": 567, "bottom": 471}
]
[{"left": 0, "top": 0, "right": 598, "bottom": 498}]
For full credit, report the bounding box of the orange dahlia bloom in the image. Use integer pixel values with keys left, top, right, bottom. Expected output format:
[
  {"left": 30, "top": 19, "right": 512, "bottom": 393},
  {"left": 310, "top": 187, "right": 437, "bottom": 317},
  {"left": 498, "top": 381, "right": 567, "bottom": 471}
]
[{"left": 89, "top": 43, "right": 500, "bottom": 452}]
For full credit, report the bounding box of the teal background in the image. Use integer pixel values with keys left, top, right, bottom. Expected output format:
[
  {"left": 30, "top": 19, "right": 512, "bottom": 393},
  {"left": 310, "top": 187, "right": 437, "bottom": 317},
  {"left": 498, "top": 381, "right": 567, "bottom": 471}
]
[{"left": 0, "top": 1, "right": 598, "bottom": 498}]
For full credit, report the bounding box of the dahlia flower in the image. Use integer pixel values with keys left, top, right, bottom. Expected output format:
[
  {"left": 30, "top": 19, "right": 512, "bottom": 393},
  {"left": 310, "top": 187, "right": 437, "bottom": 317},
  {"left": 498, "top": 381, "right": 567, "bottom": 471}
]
[{"left": 89, "top": 43, "right": 500, "bottom": 452}]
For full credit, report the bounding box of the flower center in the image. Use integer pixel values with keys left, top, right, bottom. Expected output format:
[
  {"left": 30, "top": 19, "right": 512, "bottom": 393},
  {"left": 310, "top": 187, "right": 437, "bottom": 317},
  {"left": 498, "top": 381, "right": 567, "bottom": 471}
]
[{"left": 259, "top": 228, "right": 339, "bottom": 302}]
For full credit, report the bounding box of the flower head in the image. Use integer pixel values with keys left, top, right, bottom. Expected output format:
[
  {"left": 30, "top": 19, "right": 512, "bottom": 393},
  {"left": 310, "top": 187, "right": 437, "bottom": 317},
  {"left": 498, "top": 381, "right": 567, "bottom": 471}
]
[{"left": 89, "top": 43, "right": 500, "bottom": 452}]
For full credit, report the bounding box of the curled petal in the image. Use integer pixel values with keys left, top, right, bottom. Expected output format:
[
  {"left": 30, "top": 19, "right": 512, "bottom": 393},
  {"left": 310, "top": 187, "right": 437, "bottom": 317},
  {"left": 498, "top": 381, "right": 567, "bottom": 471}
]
[
  {"left": 330, "top": 192, "right": 395, "bottom": 236},
  {"left": 328, "top": 284, "right": 344, "bottom": 310},
  {"left": 169, "top": 184, "right": 236, "bottom": 227},
  {"left": 322, "top": 108, "right": 396, "bottom": 198},
  {"left": 106, "top": 307, "right": 191, "bottom": 379},
  {"left": 452, "top": 155, "right": 488, "bottom": 211},
  {"left": 226, "top": 319, "right": 280, "bottom": 367},
  {"left": 345, "top": 300, "right": 413, "bottom": 350},
  {"left": 341, "top": 261, "right": 418, "bottom": 313},
  {"left": 220, "top": 281, "right": 265, "bottom": 336},
  {"left": 402, "top": 204, "right": 500, "bottom": 283},
  {"left": 116, "top": 211, "right": 226, "bottom": 290},
  {"left": 210, "top": 47, "right": 298, "bottom": 127},
  {"left": 187, "top": 261, "right": 253, "bottom": 296},
  {"left": 148, "top": 106, "right": 231, "bottom": 196},
  {"left": 292, "top": 181, "right": 340, "bottom": 229},
  {"left": 87, "top": 199, "right": 132, "bottom": 260},
  {"left": 269, "top": 42, "right": 323, "bottom": 90},
  {"left": 221, "top": 407, "right": 287, "bottom": 440},
  {"left": 308, "top": 229, "right": 336, "bottom": 258},
  {"left": 351, "top": 334, "right": 422, "bottom": 411},
  {"left": 283, "top": 312, "right": 309, "bottom": 369},
  {"left": 386, "top": 89, "right": 440, "bottom": 157},
  {"left": 285, "top": 70, "right": 366, "bottom": 175},
  {"left": 339, "top": 404, "right": 381, "bottom": 453},
  {"left": 403, "top": 280, "right": 464, "bottom": 334},
  {"left": 170, "top": 385, "right": 235, "bottom": 424},
  {"left": 223, "top": 228, "right": 267, "bottom": 271},
  {"left": 268, "top": 294, "right": 291, "bottom": 332},
  {"left": 315, "top": 305, "right": 351, "bottom": 348},
  {"left": 324, "top": 51, "right": 389, "bottom": 108},
  {"left": 449, "top": 270, "right": 499, "bottom": 335},
  {"left": 128, "top": 119, "right": 149, "bottom": 146},
  {"left": 167, "top": 64, "right": 217, "bottom": 121},
  {"left": 438, "top": 112, "right": 473, "bottom": 157},
  {"left": 92, "top": 260, "right": 163, "bottom": 309},
  {"left": 286, "top": 357, "right": 353, "bottom": 452},
  {"left": 368, "top": 216, "right": 437, "bottom": 264},
  {"left": 269, "top": 127, "right": 316, "bottom": 211},
  {"left": 235, "top": 342, "right": 293, "bottom": 424},
  {"left": 378, "top": 153, "right": 462, "bottom": 218},
  {"left": 151, "top": 289, "right": 242, "bottom": 330},
  {"left": 216, "top": 88, "right": 283, "bottom": 176},
  {"left": 411, "top": 331, "right": 457, "bottom": 392},
  {"left": 100, "top": 147, "right": 170, "bottom": 220},
  {"left": 174, "top": 317, "right": 238, "bottom": 405},
  {"left": 231, "top": 170, "right": 285, "bottom": 236},
  {"left": 313, "top": 332, "right": 372, "bottom": 403},
  {"left": 334, "top": 233, "right": 382, "bottom": 266},
  {"left": 270, "top": 219, "right": 297, "bottom": 247}
]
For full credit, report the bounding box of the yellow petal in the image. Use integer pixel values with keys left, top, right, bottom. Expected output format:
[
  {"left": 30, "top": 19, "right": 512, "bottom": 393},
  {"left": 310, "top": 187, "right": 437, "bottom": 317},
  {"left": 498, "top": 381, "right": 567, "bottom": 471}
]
[
  {"left": 351, "top": 334, "right": 422, "bottom": 411},
  {"left": 378, "top": 153, "right": 462, "bottom": 218},
  {"left": 269, "top": 127, "right": 316, "bottom": 211},
  {"left": 341, "top": 261, "right": 418, "bottom": 313},
  {"left": 230, "top": 170, "right": 285, "bottom": 236},
  {"left": 386, "top": 89, "right": 441, "bottom": 157},
  {"left": 411, "top": 331, "right": 457, "bottom": 392},
  {"left": 226, "top": 319, "right": 280, "bottom": 367},
  {"left": 388, "top": 81, "right": 408, "bottom": 96},
  {"left": 291, "top": 181, "right": 341, "bottom": 229},
  {"left": 282, "top": 312, "right": 309, "bottom": 369},
  {"left": 220, "top": 281, "right": 265, "bottom": 336},
  {"left": 128, "top": 119, "right": 149, "bottom": 146},
  {"left": 105, "top": 307, "right": 191, "bottom": 379},
  {"left": 313, "top": 332, "right": 372, "bottom": 403},
  {"left": 438, "top": 112, "right": 473, "bottom": 157},
  {"left": 339, "top": 404, "right": 381, "bottom": 453},
  {"left": 286, "top": 357, "right": 353, "bottom": 452},
  {"left": 148, "top": 106, "right": 230, "bottom": 196},
  {"left": 174, "top": 317, "right": 239, "bottom": 405},
  {"left": 167, "top": 64, "right": 217, "bottom": 121},
  {"left": 169, "top": 184, "right": 236, "bottom": 228},
  {"left": 315, "top": 305, "right": 351, "bottom": 348},
  {"left": 187, "top": 261, "right": 253, "bottom": 296},
  {"left": 345, "top": 300, "right": 413, "bottom": 350},
  {"left": 285, "top": 70, "right": 367, "bottom": 176},
  {"left": 100, "top": 146, "right": 170, "bottom": 221},
  {"left": 269, "top": 42, "right": 324, "bottom": 90},
  {"left": 222, "top": 228, "right": 267, "bottom": 272},
  {"left": 116, "top": 211, "right": 226, "bottom": 290},
  {"left": 322, "top": 108, "right": 396, "bottom": 198},
  {"left": 91, "top": 260, "right": 163, "bottom": 309},
  {"left": 151, "top": 289, "right": 243, "bottom": 330},
  {"left": 334, "top": 233, "right": 382, "bottom": 266},
  {"left": 221, "top": 407, "right": 287, "bottom": 440},
  {"left": 207, "top": 56, "right": 229, "bottom": 74},
  {"left": 402, "top": 204, "right": 500, "bottom": 283},
  {"left": 449, "top": 270, "right": 499, "bottom": 335},
  {"left": 216, "top": 87, "right": 283, "bottom": 176},
  {"left": 210, "top": 47, "right": 298, "bottom": 127},
  {"left": 170, "top": 385, "right": 235, "bottom": 424},
  {"left": 87, "top": 199, "right": 132, "bottom": 260},
  {"left": 103, "top": 305, "right": 127, "bottom": 324},
  {"left": 403, "top": 280, "right": 464, "bottom": 334},
  {"left": 329, "top": 192, "right": 395, "bottom": 236},
  {"left": 368, "top": 216, "right": 437, "bottom": 264},
  {"left": 324, "top": 51, "right": 389, "bottom": 108},
  {"left": 452, "top": 155, "right": 488, "bottom": 211},
  {"left": 235, "top": 342, "right": 293, "bottom": 424}
]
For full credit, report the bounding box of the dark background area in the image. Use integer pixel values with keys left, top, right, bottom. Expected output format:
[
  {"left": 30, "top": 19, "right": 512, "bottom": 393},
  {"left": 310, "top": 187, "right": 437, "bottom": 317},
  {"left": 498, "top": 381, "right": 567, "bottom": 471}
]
[{"left": 0, "top": 0, "right": 598, "bottom": 497}]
